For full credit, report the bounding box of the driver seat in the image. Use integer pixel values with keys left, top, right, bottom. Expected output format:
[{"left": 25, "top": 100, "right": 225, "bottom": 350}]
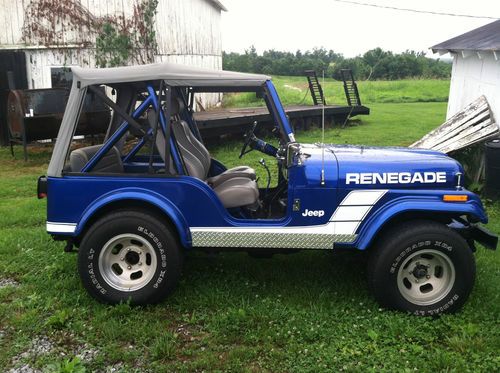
[
  {"left": 172, "top": 119, "right": 256, "bottom": 187},
  {"left": 149, "top": 110, "right": 259, "bottom": 209},
  {"left": 171, "top": 119, "right": 259, "bottom": 208}
]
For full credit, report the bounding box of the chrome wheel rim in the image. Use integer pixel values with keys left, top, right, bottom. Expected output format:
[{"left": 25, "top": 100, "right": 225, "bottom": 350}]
[
  {"left": 397, "top": 249, "right": 455, "bottom": 306},
  {"left": 98, "top": 234, "right": 157, "bottom": 292}
]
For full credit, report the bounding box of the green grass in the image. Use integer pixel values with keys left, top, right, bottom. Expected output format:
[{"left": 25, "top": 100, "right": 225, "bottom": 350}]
[
  {"left": 222, "top": 77, "right": 450, "bottom": 108},
  {"left": 1, "top": 100, "right": 499, "bottom": 372}
]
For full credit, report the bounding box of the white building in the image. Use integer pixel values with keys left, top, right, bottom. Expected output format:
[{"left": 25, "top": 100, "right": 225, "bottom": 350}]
[
  {"left": 0, "top": 0, "right": 226, "bottom": 90},
  {"left": 432, "top": 20, "right": 500, "bottom": 122}
]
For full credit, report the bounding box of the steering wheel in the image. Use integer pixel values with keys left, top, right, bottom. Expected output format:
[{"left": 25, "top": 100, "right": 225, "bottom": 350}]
[{"left": 239, "top": 121, "right": 258, "bottom": 159}]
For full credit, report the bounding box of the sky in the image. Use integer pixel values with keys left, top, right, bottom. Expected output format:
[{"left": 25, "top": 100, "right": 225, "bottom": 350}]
[{"left": 221, "top": 0, "right": 500, "bottom": 57}]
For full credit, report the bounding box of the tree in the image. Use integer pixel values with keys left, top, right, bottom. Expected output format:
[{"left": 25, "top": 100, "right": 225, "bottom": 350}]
[{"left": 223, "top": 47, "right": 452, "bottom": 80}]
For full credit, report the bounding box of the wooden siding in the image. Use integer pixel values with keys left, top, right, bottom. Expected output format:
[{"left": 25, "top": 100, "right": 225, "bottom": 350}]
[
  {"left": 0, "top": 0, "right": 25, "bottom": 46},
  {"left": 0, "top": 0, "right": 221, "bottom": 54},
  {"left": 447, "top": 52, "right": 500, "bottom": 123},
  {"left": 0, "top": 0, "right": 223, "bottom": 104},
  {"left": 25, "top": 49, "right": 96, "bottom": 89},
  {"left": 156, "top": 0, "right": 222, "bottom": 58}
]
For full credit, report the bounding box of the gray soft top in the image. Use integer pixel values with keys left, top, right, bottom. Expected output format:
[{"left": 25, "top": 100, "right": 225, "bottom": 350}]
[{"left": 71, "top": 62, "right": 271, "bottom": 88}]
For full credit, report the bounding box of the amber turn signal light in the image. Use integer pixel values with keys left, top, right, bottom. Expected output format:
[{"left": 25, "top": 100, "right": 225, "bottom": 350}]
[{"left": 443, "top": 195, "right": 468, "bottom": 202}]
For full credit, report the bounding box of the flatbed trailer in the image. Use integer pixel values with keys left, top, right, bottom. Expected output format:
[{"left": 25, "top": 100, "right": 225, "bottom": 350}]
[{"left": 194, "top": 104, "right": 370, "bottom": 138}]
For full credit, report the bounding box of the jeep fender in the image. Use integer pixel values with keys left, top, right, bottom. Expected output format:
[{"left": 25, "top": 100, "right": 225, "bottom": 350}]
[
  {"left": 355, "top": 196, "right": 488, "bottom": 251},
  {"left": 75, "top": 188, "right": 191, "bottom": 247}
]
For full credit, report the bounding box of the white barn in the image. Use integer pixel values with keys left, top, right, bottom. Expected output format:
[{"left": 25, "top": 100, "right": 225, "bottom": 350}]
[
  {"left": 432, "top": 20, "right": 500, "bottom": 122},
  {"left": 0, "top": 0, "right": 226, "bottom": 91}
]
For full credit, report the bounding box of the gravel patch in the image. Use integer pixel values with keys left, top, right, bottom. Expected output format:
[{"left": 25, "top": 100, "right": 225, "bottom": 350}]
[
  {"left": 99, "top": 362, "right": 124, "bottom": 373},
  {"left": 7, "top": 334, "right": 100, "bottom": 371},
  {"left": 24, "top": 336, "right": 54, "bottom": 357},
  {"left": 76, "top": 343, "right": 99, "bottom": 363},
  {"left": 0, "top": 278, "right": 20, "bottom": 289},
  {"left": 7, "top": 364, "right": 41, "bottom": 373},
  {"left": 10, "top": 336, "right": 54, "bottom": 369}
]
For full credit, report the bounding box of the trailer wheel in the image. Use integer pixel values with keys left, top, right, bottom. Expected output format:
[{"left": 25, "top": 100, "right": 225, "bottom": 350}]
[
  {"left": 367, "top": 221, "right": 475, "bottom": 315},
  {"left": 78, "top": 210, "right": 182, "bottom": 305}
]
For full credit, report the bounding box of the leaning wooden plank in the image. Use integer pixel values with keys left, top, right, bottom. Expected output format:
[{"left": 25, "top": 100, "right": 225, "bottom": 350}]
[
  {"left": 433, "top": 119, "right": 493, "bottom": 152},
  {"left": 438, "top": 124, "right": 499, "bottom": 153},
  {"left": 445, "top": 128, "right": 500, "bottom": 153},
  {"left": 410, "top": 95, "right": 489, "bottom": 148},
  {"left": 417, "top": 109, "right": 490, "bottom": 150},
  {"left": 411, "top": 96, "right": 489, "bottom": 147},
  {"left": 411, "top": 104, "right": 489, "bottom": 149}
]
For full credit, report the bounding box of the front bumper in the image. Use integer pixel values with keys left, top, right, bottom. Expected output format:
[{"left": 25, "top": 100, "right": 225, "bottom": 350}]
[
  {"left": 469, "top": 225, "right": 498, "bottom": 250},
  {"left": 450, "top": 219, "right": 498, "bottom": 251}
]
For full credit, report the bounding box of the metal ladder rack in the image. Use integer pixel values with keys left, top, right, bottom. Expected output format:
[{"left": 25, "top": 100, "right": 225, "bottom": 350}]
[
  {"left": 304, "top": 70, "right": 326, "bottom": 106},
  {"left": 341, "top": 69, "right": 362, "bottom": 106}
]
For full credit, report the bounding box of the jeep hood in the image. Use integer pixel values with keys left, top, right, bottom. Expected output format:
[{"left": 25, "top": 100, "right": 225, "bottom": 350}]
[{"left": 299, "top": 144, "right": 463, "bottom": 189}]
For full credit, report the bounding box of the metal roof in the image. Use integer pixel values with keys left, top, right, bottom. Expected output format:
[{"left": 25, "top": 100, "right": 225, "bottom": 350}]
[
  {"left": 432, "top": 20, "right": 500, "bottom": 52},
  {"left": 71, "top": 62, "right": 270, "bottom": 88},
  {"left": 207, "top": 0, "right": 227, "bottom": 11}
]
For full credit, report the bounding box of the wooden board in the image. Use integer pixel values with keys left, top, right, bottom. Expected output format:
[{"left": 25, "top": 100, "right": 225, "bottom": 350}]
[
  {"left": 410, "top": 95, "right": 499, "bottom": 153},
  {"left": 194, "top": 104, "right": 370, "bottom": 137}
]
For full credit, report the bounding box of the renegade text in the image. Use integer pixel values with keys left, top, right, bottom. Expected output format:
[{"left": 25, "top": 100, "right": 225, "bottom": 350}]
[{"left": 345, "top": 172, "right": 447, "bottom": 185}]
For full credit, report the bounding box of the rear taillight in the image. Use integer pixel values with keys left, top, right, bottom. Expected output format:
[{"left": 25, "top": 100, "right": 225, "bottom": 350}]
[{"left": 37, "top": 176, "right": 47, "bottom": 199}]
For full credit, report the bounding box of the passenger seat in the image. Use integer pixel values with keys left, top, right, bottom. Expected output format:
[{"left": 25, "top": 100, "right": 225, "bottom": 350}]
[{"left": 69, "top": 145, "right": 124, "bottom": 173}]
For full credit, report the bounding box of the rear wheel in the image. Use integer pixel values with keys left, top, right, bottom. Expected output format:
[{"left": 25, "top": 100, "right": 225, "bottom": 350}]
[
  {"left": 367, "top": 221, "right": 475, "bottom": 315},
  {"left": 78, "top": 210, "right": 182, "bottom": 305}
]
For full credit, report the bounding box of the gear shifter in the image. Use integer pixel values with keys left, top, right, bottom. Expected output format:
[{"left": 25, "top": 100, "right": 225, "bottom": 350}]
[{"left": 259, "top": 158, "right": 271, "bottom": 193}]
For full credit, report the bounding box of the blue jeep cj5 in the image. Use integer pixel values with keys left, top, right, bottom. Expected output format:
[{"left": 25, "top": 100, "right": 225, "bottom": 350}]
[{"left": 38, "top": 62, "right": 497, "bottom": 315}]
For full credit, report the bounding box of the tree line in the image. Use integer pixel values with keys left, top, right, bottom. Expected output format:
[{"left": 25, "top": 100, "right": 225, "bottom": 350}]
[{"left": 223, "top": 47, "right": 451, "bottom": 80}]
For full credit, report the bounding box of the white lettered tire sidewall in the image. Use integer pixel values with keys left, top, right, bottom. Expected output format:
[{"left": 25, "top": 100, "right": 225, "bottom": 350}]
[
  {"left": 369, "top": 221, "right": 475, "bottom": 316},
  {"left": 78, "top": 210, "right": 182, "bottom": 305}
]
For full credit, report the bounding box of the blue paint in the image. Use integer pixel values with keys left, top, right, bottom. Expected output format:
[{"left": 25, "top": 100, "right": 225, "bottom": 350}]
[
  {"left": 45, "top": 77, "right": 493, "bottom": 253},
  {"left": 265, "top": 80, "right": 294, "bottom": 141},
  {"left": 255, "top": 139, "right": 278, "bottom": 157},
  {"left": 76, "top": 188, "right": 192, "bottom": 247},
  {"left": 146, "top": 85, "right": 184, "bottom": 174},
  {"left": 354, "top": 193, "right": 487, "bottom": 250}
]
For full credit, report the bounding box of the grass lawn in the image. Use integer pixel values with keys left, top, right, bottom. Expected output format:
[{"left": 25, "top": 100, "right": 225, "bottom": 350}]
[
  {"left": 222, "top": 77, "right": 450, "bottom": 107},
  {"left": 1, "top": 99, "right": 499, "bottom": 372}
]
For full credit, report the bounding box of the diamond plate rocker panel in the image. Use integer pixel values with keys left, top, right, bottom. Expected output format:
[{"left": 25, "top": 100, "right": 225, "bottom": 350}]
[{"left": 191, "top": 230, "right": 356, "bottom": 249}]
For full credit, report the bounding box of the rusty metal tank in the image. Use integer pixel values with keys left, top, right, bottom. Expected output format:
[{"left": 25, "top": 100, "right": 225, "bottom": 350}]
[{"left": 6, "top": 88, "right": 110, "bottom": 142}]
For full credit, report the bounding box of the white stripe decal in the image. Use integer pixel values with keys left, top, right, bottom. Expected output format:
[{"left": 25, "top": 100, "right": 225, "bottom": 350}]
[
  {"left": 46, "top": 222, "right": 77, "bottom": 233},
  {"left": 333, "top": 221, "right": 360, "bottom": 235},
  {"left": 191, "top": 190, "right": 388, "bottom": 248},
  {"left": 330, "top": 190, "right": 388, "bottom": 235},
  {"left": 331, "top": 205, "right": 372, "bottom": 222},
  {"left": 340, "top": 189, "right": 388, "bottom": 206}
]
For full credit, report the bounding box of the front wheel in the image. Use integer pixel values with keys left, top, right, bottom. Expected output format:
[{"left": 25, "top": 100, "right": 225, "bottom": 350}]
[
  {"left": 78, "top": 210, "right": 182, "bottom": 305},
  {"left": 367, "top": 221, "right": 475, "bottom": 315}
]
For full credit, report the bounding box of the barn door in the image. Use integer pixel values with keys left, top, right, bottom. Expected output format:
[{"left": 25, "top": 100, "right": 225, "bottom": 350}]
[{"left": 0, "top": 51, "right": 28, "bottom": 146}]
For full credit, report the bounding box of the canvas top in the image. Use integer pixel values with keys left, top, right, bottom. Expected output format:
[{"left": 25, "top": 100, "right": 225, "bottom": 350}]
[{"left": 71, "top": 62, "right": 271, "bottom": 88}]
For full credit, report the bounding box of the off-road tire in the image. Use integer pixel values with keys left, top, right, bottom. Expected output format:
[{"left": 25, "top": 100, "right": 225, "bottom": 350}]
[
  {"left": 367, "top": 220, "right": 475, "bottom": 315},
  {"left": 78, "top": 210, "right": 182, "bottom": 305}
]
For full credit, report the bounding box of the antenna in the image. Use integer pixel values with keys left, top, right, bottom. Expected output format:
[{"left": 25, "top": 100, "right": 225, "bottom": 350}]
[{"left": 320, "top": 70, "right": 326, "bottom": 186}]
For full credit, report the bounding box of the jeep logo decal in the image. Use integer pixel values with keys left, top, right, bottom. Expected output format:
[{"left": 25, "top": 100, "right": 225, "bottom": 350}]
[{"left": 302, "top": 209, "right": 325, "bottom": 217}]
